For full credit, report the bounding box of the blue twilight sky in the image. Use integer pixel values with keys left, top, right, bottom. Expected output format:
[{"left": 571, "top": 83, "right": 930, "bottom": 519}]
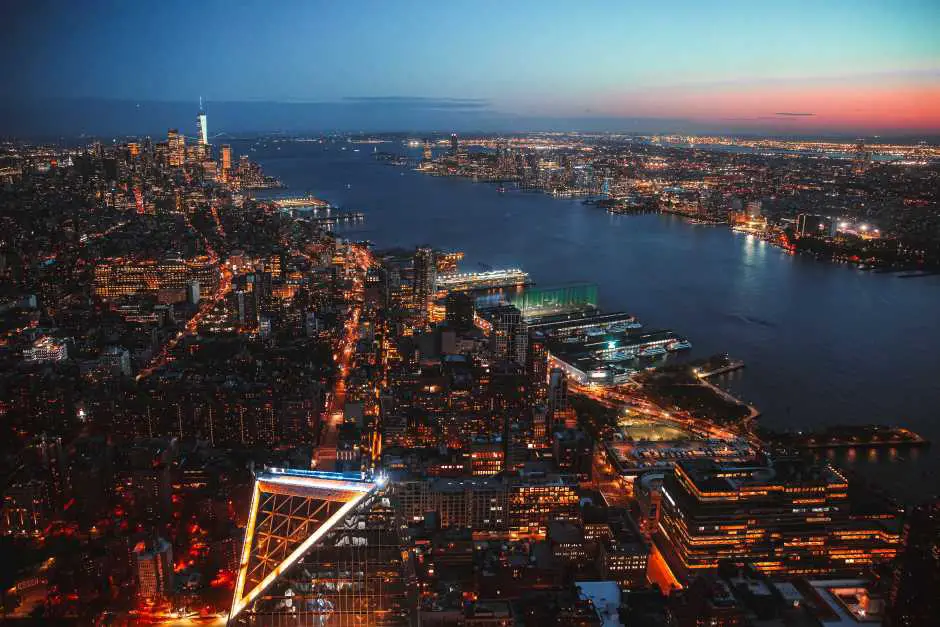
[{"left": 2, "top": 0, "right": 939, "bottom": 134}]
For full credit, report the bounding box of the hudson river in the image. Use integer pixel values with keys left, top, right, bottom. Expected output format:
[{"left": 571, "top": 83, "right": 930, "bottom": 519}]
[{"left": 251, "top": 139, "right": 940, "bottom": 501}]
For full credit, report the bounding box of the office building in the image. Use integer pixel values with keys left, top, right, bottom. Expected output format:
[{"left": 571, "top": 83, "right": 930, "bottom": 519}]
[
  {"left": 187, "top": 280, "right": 200, "bottom": 304},
  {"left": 412, "top": 246, "right": 436, "bottom": 312},
  {"left": 509, "top": 477, "right": 580, "bottom": 538},
  {"left": 658, "top": 458, "right": 900, "bottom": 583},
  {"left": 93, "top": 257, "right": 218, "bottom": 300},
  {"left": 445, "top": 291, "right": 474, "bottom": 331},
  {"left": 548, "top": 367, "right": 569, "bottom": 434},
  {"left": 482, "top": 304, "right": 526, "bottom": 363},
  {"left": 135, "top": 536, "right": 174, "bottom": 601},
  {"left": 197, "top": 98, "right": 208, "bottom": 146},
  {"left": 797, "top": 213, "right": 824, "bottom": 238},
  {"left": 220, "top": 144, "right": 232, "bottom": 181},
  {"left": 167, "top": 129, "right": 185, "bottom": 167},
  {"left": 553, "top": 428, "right": 594, "bottom": 482},
  {"left": 598, "top": 516, "right": 650, "bottom": 590},
  {"left": 398, "top": 476, "right": 578, "bottom": 538},
  {"left": 100, "top": 345, "right": 132, "bottom": 377}
]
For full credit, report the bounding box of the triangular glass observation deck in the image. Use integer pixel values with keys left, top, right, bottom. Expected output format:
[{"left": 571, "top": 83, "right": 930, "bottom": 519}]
[{"left": 229, "top": 469, "right": 380, "bottom": 621}]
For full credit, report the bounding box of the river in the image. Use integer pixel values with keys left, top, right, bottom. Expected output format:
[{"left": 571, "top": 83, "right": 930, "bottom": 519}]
[{"left": 247, "top": 139, "right": 940, "bottom": 502}]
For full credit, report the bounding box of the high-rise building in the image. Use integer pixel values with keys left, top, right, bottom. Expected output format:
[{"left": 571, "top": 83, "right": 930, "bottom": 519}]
[
  {"left": 797, "top": 213, "right": 823, "bottom": 238},
  {"left": 135, "top": 537, "right": 174, "bottom": 601},
  {"left": 412, "top": 247, "right": 436, "bottom": 313},
  {"left": 100, "top": 345, "right": 132, "bottom": 377},
  {"left": 197, "top": 97, "right": 208, "bottom": 146},
  {"left": 526, "top": 331, "right": 549, "bottom": 403},
  {"left": 445, "top": 292, "right": 474, "bottom": 331},
  {"left": 508, "top": 476, "right": 580, "bottom": 538},
  {"left": 553, "top": 428, "right": 593, "bottom": 481},
  {"left": 220, "top": 144, "right": 232, "bottom": 181},
  {"left": 548, "top": 367, "right": 568, "bottom": 434},
  {"left": 888, "top": 502, "right": 940, "bottom": 626},
  {"left": 187, "top": 280, "right": 201, "bottom": 304},
  {"left": 423, "top": 139, "right": 432, "bottom": 161},
  {"left": 167, "top": 129, "right": 185, "bottom": 167},
  {"left": 450, "top": 133, "right": 459, "bottom": 155},
  {"left": 658, "top": 458, "right": 900, "bottom": 583},
  {"left": 483, "top": 304, "right": 527, "bottom": 363}
]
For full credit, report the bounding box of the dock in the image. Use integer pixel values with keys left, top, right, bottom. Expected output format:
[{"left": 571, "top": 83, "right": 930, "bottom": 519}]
[
  {"left": 696, "top": 359, "right": 745, "bottom": 378},
  {"left": 299, "top": 211, "right": 365, "bottom": 227},
  {"left": 271, "top": 194, "right": 330, "bottom": 209},
  {"left": 769, "top": 425, "right": 930, "bottom": 450}
]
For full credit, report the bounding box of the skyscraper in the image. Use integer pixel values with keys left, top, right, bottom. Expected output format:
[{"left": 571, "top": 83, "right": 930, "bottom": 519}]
[
  {"left": 797, "top": 213, "right": 823, "bottom": 238},
  {"left": 220, "top": 144, "right": 232, "bottom": 182},
  {"left": 412, "top": 247, "right": 436, "bottom": 312},
  {"left": 167, "top": 129, "right": 185, "bottom": 167},
  {"left": 135, "top": 537, "right": 174, "bottom": 601},
  {"left": 445, "top": 291, "right": 474, "bottom": 331},
  {"left": 197, "top": 97, "right": 208, "bottom": 146},
  {"left": 548, "top": 367, "right": 568, "bottom": 433},
  {"left": 487, "top": 304, "right": 526, "bottom": 364},
  {"left": 450, "top": 133, "right": 459, "bottom": 155}
]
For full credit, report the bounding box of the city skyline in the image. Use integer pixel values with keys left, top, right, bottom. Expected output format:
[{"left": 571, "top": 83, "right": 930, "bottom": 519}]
[
  {"left": 1, "top": 3, "right": 939, "bottom": 624},
  {"left": 3, "top": 0, "right": 940, "bottom": 135}
]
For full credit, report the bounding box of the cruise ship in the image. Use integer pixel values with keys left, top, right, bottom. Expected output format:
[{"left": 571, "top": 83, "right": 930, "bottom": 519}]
[
  {"left": 638, "top": 345, "right": 667, "bottom": 357},
  {"left": 603, "top": 348, "right": 636, "bottom": 362},
  {"left": 608, "top": 320, "right": 643, "bottom": 332}
]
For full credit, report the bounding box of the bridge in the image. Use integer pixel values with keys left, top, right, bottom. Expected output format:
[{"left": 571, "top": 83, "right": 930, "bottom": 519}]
[{"left": 229, "top": 469, "right": 407, "bottom": 625}]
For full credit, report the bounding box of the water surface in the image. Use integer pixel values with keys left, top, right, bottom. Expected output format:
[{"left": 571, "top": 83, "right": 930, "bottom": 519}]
[{"left": 251, "top": 141, "right": 940, "bottom": 501}]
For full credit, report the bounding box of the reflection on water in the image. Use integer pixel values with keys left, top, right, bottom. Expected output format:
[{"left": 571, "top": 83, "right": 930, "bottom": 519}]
[{"left": 252, "top": 141, "right": 940, "bottom": 502}]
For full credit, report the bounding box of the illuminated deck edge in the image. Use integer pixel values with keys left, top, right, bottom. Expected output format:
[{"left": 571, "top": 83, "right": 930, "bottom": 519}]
[{"left": 229, "top": 468, "right": 382, "bottom": 620}]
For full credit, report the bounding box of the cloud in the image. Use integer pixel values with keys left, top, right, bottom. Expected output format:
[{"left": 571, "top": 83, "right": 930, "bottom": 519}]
[
  {"left": 774, "top": 112, "right": 816, "bottom": 116},
  {"left": 341, "top": 96, "right": 491, "bottom": 110}
]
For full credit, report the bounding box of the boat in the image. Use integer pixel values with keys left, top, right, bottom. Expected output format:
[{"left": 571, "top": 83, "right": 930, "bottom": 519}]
[
  {"left": 638, "top": 345, "right": 667, "bottom": 357},
  {"left": 667, "top": 340, "right": 692, "bottom": 351},
  {"left": 497, "top": 186, "right": 506, "bottom": 193}
]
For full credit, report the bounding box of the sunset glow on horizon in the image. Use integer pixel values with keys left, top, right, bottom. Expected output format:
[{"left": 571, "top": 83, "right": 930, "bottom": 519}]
[
  {"left": 3, "top": 0, "right": 939, "bottom": 134},
  {"left": 587, "top": 75, "right": 940, "bottom": 132}
]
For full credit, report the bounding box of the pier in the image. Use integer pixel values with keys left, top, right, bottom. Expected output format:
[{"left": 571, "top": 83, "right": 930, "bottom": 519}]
[
  {"left": 299, "top": 211, "right": 365, "bottom": 227},
  {"left": 770, "top": 425, "right": 929, "bottom": 450},
  {"left": 271, "top": 194, "right": 330, "bottom": 209},
  {"left": 695, "top": 359, "right": 745, "bottom": 378}
]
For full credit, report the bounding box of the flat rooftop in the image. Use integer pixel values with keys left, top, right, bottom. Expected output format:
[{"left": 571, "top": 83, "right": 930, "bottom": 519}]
[{"left": 675, "top": 458, "right": 847, "bottom": 493}]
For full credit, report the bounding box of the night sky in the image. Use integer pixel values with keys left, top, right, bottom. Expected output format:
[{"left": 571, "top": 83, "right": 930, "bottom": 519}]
[{"left": 3, "top": 0, "right": 939, "bottom": 135}]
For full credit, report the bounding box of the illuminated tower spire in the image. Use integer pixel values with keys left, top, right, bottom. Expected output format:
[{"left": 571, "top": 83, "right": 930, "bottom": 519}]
[{"left": 197, "top": 97, "right": 208, "bottom": 146}]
